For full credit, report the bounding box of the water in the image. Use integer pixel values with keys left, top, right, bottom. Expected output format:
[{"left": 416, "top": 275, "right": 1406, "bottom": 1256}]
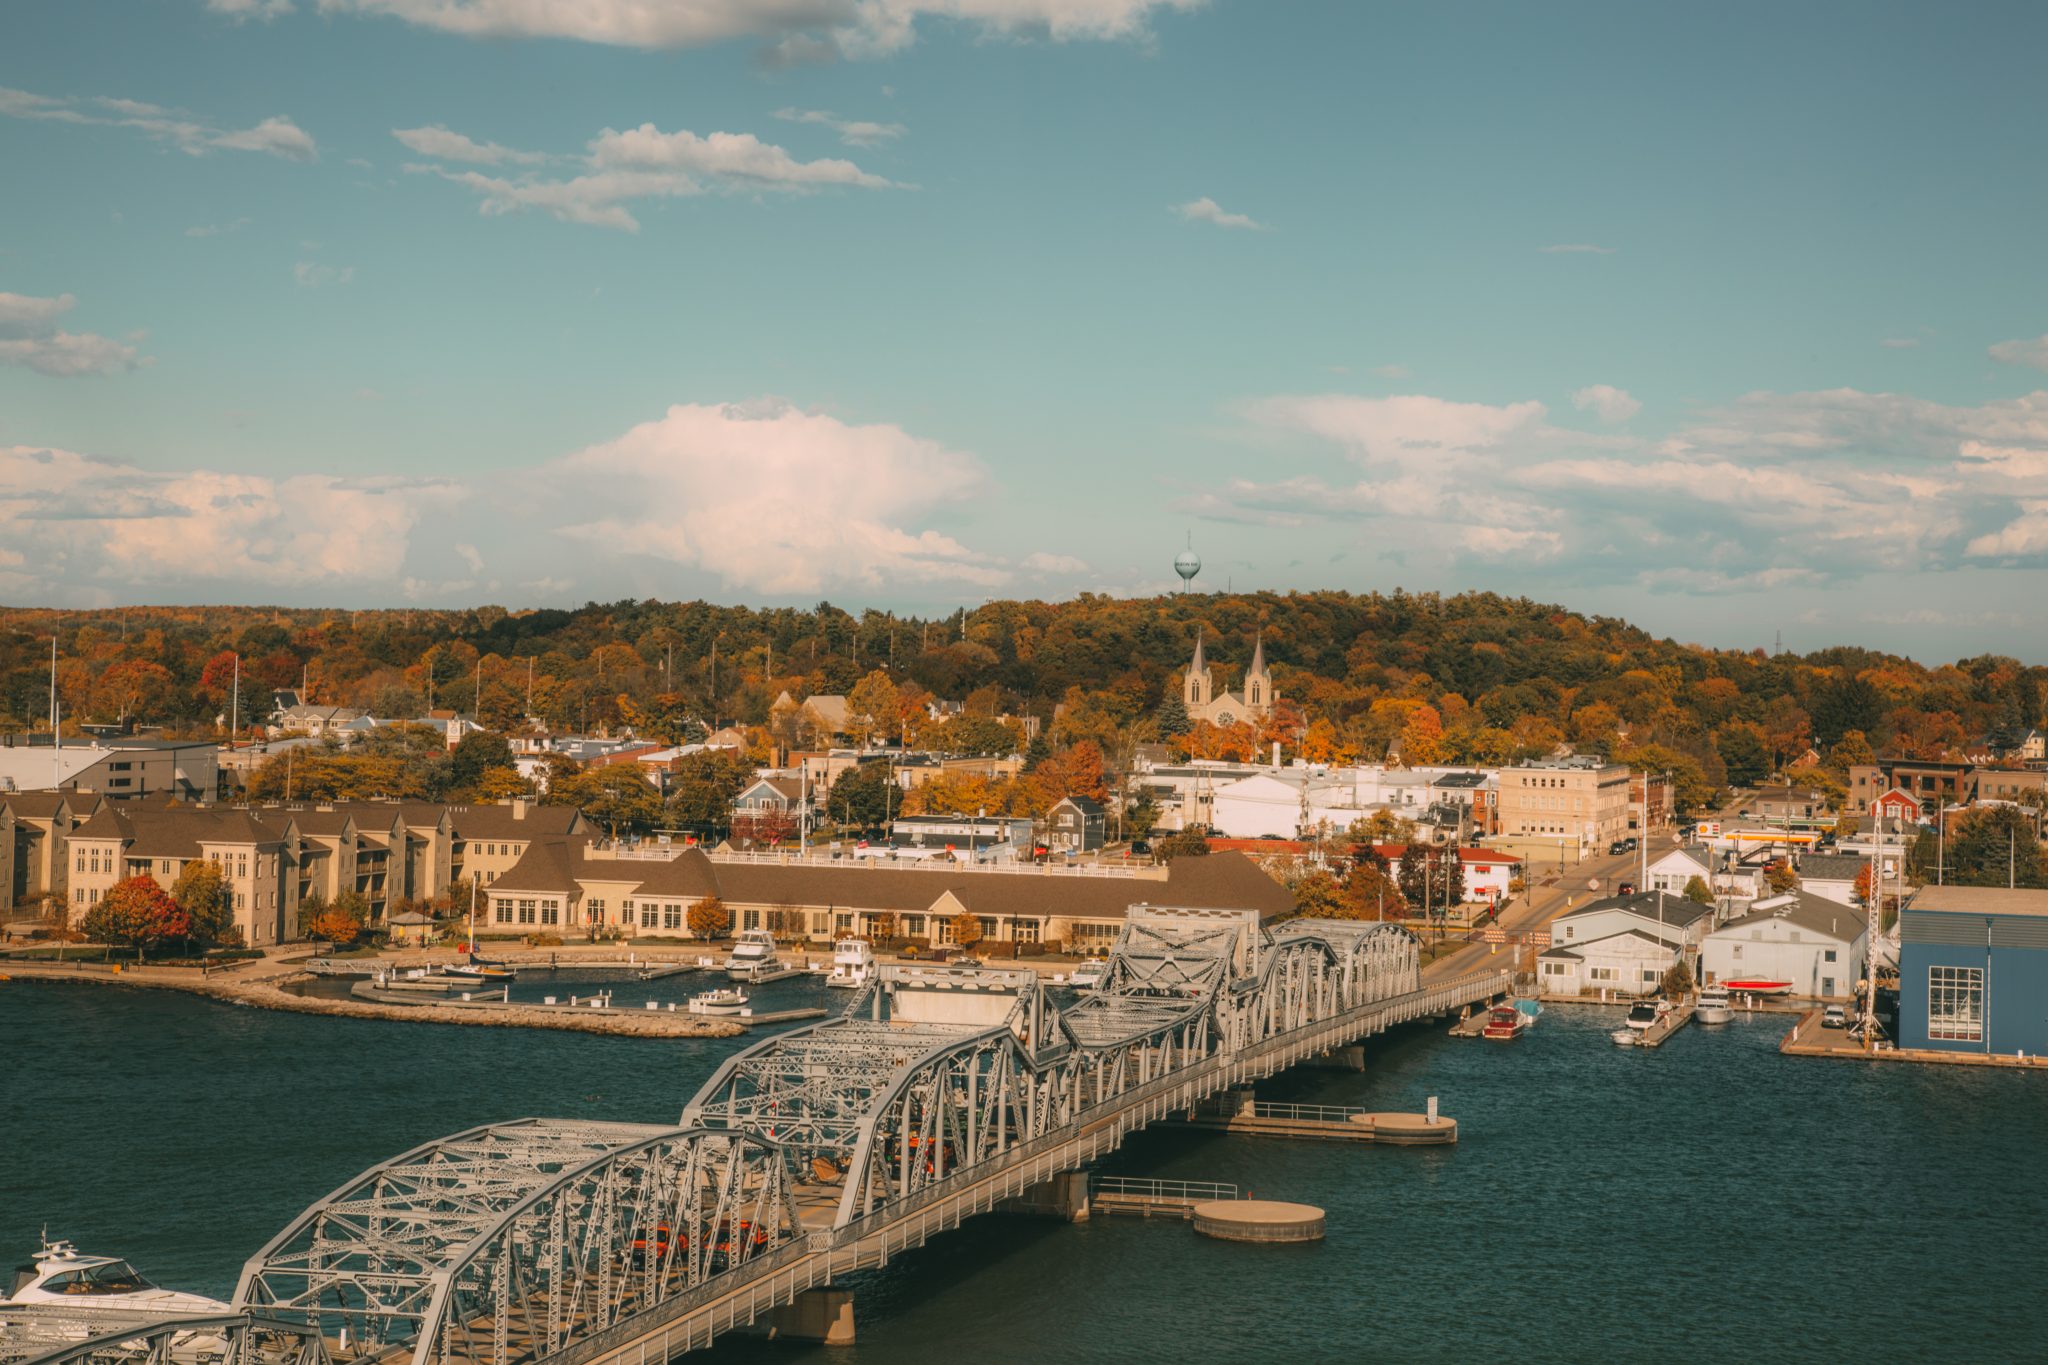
[{"left": 3, "top": 983, "right": 2044, "bottom": 1362}]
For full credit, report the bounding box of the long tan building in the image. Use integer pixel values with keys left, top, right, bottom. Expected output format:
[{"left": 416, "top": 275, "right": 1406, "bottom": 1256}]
[
  {"left": 66, "top": 805, "right": 296, "bottom": 946},
  {"left": 482, "top": 844, "right": 1294, "bottom": 949},
  {"left": 1497, "top": 759, "right": 1632, "bottom": 850}
]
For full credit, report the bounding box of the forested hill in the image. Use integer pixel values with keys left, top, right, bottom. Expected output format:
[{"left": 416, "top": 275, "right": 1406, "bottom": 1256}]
[{"left": 1, "top": 592, "right": 2037, "bottom": 806}]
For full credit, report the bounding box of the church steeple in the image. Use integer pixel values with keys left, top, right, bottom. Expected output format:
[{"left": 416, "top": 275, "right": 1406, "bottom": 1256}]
[
  {"left": 1248, "top": 631, "right": 1267, "bottom": 679},
  {"left": 1184, "top": 630, "right": 1211, "bottom": 709},
  {"left": 1246, "top": 631, "right": 1268, "bottom": 709}
]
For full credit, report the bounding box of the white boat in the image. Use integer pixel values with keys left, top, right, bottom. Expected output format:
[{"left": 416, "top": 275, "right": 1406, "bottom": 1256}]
[
  {"left": 1695, "top": 988, "right": 1734, "bottom": 1025},
  {"left": 1067, "top": 957, "right": 1109, "bottom": 989},
  {"left": 1624, "top": 1000, "right": 1666, "bottom": 1034},
  {"left": 724, "top": 929, "right": 782, "bottom": 981},
  {"left": 5, "top": 1238, "right": 226, "bottom": 1317},
  {"left": 1609, "top": 1028, "right": 1639, "bottom": 1046},
  {"left": 687, "top": 988, "right": 750, "bottom": 1016},
  {"left": 825, "top": 938, "right": 875, "bottom": 989}
]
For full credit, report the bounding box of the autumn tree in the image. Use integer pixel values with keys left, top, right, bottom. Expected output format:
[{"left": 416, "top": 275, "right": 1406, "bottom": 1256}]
[
  {"left": 868, "top": 911, "right": 900, "bottom": 945},
  {"left": 847, "top": 670, "right": 902, "bottom": 746},
  {"left": 1291, "top": 869, "right": 1344, "bottom": 918},
  {"left": 949, "top": 910, "right": 984, "bottom": 949},
  {"left": 686, "top": 896, "right": 730, "bottom": 940},
  {"left": 170, "top": 859, "right": 238, "bottom": 947},
  {"left": 547, "top": 764, "right": 664, "bottom": 838},
  {"left": 83, "top": 876, "right": 191, "bottom": 955},
  {"left": 828, "top": 761, "right": 899, "bottom": 830},
  {"left": 307, "top": 904, "right": 364, "bottom": 947},
  {"left": 1153, "top": 828, "right": 1211, "bottom": 861},
  {"left": 1682, "top": 875, "right": 1713, "bottom": 906},
  {"left": 1341, "top": 856, "right": 1406, "bottom": 920}
]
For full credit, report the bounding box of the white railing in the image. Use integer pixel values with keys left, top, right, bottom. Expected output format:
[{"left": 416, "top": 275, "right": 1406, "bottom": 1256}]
[
  {"left": 701, "top": 850, "right": 1158, "bottom": 878},
  {"left": 1248, "top": 1101, "right": 1369, "bottom": 1123},
  {"left": 1094, "top": 1177, "right": 1240, "bottom": 1202}
]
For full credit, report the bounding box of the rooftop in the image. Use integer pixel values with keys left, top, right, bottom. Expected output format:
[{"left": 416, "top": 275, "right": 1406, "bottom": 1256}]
[{"left": 1907, "top": 885, "right": 2048, "bottom": 919}]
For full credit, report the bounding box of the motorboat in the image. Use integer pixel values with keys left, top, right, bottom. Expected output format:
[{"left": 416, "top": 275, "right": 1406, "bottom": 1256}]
[
  {"left": 724, "top": 929, "right": 782, "bottom": 981},
  {"left": 1609, "top": 1028, "right": 1640, "bottom": 1046},
  {"left": 1721, "top": 978, "right": 1793, "bottom": 996},
  {"left": 1695, "top": 988, "right": 1734, "bottom": 1024},
  {"left": 1481, "top": 1001, "right": 1530, "bottom": 1040},
  {"left": 5, "top": 1238, "right": 226, "bottom": 1316},
  {"left": 1067, "top": 957, "right": 1109, "bottom": 989},
  {"left": 826, "top": 938, "right": 875, "bottom": 989},
  {"left": 687, "top": 988, "right": 750, "bottom": 1016},
  {"left": 1624, "top": 1000, "right": 1666, "bottom": 1034}
]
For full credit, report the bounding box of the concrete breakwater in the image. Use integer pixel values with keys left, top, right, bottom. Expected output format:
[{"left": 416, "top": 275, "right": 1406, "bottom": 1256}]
[{"left": 0, "top": 961, "right": 746, "bottom": 1039}]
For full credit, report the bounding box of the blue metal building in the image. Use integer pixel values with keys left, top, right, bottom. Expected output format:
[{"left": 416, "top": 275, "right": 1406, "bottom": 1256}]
[{"left": 1898, "top": 886, "right": 2048, "bottom": 1056}]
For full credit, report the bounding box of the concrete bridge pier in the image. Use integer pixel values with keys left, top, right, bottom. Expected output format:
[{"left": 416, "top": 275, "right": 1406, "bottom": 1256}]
[
  {"left": 1305, "top": 1044, "right": 1365, "bottom": 1071},
  {"left": 745, "top": 1287, "right": 857, "bottom": 1346},
  {"left": 995, "top": 1169, "right": 1093, "bottom": 1221}
]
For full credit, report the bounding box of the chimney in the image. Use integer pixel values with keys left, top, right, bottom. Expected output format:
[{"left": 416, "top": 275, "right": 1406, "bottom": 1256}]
[{"left": 512, "top": 797, "right": 527, "bottom": 820}]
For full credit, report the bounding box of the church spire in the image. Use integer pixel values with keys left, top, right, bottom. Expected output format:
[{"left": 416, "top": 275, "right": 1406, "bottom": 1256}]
[
  {"left": 1248, "top": 630, "right": 1267, "bottom": 678},
  {"left": 1190, "top": 628, "right": 1207, "bottom": 675}
]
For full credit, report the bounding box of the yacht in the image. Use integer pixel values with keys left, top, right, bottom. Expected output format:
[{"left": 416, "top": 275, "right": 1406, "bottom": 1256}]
[
  {"left": 5, "top": 1238, "right": 226, "bottom": 1316},
  {"left": 1480, "top": 1001, "right": 1530, "bottom": 1040},
  {"left": 1624, "top": 1000, "right": 1667, "bottom": 1034},
  {"left": 724, "top": 929, "right": 782, "bottom": 981},
  {"left": 687, "top": 988, "right": 750, "bottom": 1016},
  {"left": 1067, "top": 957, "right": 1109, "bottom": 989},
  {"left": 1695, "top": 988, "right": 1734, "bottom": 1025},
  {"left": 826, "top": 938, "right": 875, "bottom": 989}
]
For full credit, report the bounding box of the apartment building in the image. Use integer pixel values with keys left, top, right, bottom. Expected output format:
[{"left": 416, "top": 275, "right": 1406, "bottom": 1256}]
[
  {"left": 3, "top": 791, "right": 82, "bottom": 914},
  {"left": 1497, "top": 759, "right": 1632, "bottom": 850},
  {"left": 65, "top": 805, "right": 296, "bottom": 946}
]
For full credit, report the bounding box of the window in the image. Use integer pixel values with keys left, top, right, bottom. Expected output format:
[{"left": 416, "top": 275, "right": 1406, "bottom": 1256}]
[
  {"left": 903, "top": 915, "right": 926, "bottom": 935},
  {"left": 641, "top": 903, "right": 657, "bottom": 929},
  {"left": 1642, "top": 969, "right": 1660, "bottom": 983},
  {"left": 664, "top": 903, "right": 682, "bottom": 931},
  {"left": 1927, "top": 965, "right": 1983, "bottom": 1042},
  {"left": 494, "top": 899, "right": 512, "bottom": 924},
  {"left": 540, "top": 901, "right": 559, "bottom": 927},
  {"left": 834, "top": 913, "right": 853, "bottom": 933},
  {"left": 1824, "top": 949, "right": 1837, "bottom": 963},
  {"left": 1589, "top": 966, "right": 1616, "bottom": 981},
  {"left": 588, "top": 898, "right": 607, "bottom": 924},
  {"left": 517, "top": 898, "right": 536, "bottom": 925}
]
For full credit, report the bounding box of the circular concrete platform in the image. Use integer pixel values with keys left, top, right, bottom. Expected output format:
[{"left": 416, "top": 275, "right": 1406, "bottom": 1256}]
[
  {"left": 1190, "top": 1199, "right": 1326, "bottom": 1243},
  {"left": 1348, "top": 1111, "right": 1457, "bottom": 1144}
]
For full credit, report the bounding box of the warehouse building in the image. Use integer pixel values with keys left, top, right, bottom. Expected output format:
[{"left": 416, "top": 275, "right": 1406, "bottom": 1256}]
[{"left": 1899, "top": 886, "right": 2048, "bottom": 1057}]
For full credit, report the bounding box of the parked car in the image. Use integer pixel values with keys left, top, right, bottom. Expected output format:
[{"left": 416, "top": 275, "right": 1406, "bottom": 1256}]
[
  {"left": 1608, "top": 840, "right": 1629, "bottom": 855},
  {"left": 1822, "top": 1004, "right": 1849, "bottom": 1029}
]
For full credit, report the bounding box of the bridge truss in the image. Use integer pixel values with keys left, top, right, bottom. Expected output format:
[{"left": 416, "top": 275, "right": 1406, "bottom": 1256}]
[{"left": 235, "top": 909, "right": 1492, "bottom": 1365}]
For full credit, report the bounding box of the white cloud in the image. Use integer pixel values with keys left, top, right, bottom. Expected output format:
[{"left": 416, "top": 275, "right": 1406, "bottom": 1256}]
[
  {"left": 1022, "top": 551, "right": 1088, "bottom": 574},
  {"left": 319, "top": 0, "right": 1202, "bottom": 58},
  {"left": 454, "top": 542, "right": 485, "bottom": 574},
  {"left": 0, "top": 445, "right": 458, "bottom": 591},
  {"left": 408, "top": 121, "right": 899, "bottom": 229},
  {"left": 186, "top": 217, "right": 252, "bottom": 237},
  {"left": 293, "top": 261, "right": 355, "bottom": 287},
  {"left": 590, "top": 124, "right": 898, "bottom": 188},
  {"left": 542, "top": 399, "right": 1005, "bottom": 594},
  {"left": 1538, "top": 243, "right": 1616, "bottom": 254},
  {"left": 206, "top": 0, "right": 295, "bottom": 18},
  {"left": 1192, "top": 382, "right": 2048, "bottom": 592},
  {"left": 1571, "top": 384, "right": 1641, "bottom": 423},
  {"left": 1989, "top": 334, "right": 2048, "bottom": 372},
  {"left": 1880, "top": 337, "right": 1919, "bottom": 349},
  {"left": 1371, "top": 364, "right": 1411, "bottom": 380},
  {"left": 0, "top": 86, "right": 315, "bottom": 160},
  {"left": 773, "top": 107, "right": 906, "bottom": 147},
  {"left": 1172, "top": 196, "right": 1263, "bottom": 231},
  {"left": 392, "top": 124, "right": 547, "bottom": 165},
  {"left": 0, "top": 291, "right": 144, "bottom": 377}
]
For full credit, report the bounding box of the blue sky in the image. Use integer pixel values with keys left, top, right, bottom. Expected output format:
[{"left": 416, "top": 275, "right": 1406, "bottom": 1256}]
[{"left": 4, "top": 0, "right": 2048, "bottom": 660}]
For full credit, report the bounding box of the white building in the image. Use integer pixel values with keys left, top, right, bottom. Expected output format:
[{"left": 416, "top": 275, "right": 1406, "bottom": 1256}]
[
  {"left": 1552, "top": 890, "right": 1715, "bottom": 954},
  {"left": 1789, "top": 852, "right": 1867, "bottom": 907},
  {"left": 1700, "top": 891, "right": 1867, "bottom": 1000},
  {"left": 1645, "top": 845, "right": 1764, "bottom": 903},
  {"left": 1539, "top": 930, "right": 1683, "bottom": 998}
]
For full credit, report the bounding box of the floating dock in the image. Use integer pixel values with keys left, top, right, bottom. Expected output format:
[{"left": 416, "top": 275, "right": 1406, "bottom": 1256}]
[
  {"left": 1191, "top": 1200, "right": 1326, "bottom": 1244},
  {"left": 1167, "top": 1092, "right": 1457, "bottom": 1144}
]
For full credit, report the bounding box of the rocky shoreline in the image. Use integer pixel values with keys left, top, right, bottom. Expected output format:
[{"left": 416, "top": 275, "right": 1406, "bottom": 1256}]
[{"left": 0, "top": 962, "right": 747, "bottom": 1039}]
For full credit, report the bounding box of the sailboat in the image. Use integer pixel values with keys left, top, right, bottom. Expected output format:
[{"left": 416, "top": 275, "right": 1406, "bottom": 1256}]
[{"left": 445, "top": 872, "right": 516, "bottom": 982}]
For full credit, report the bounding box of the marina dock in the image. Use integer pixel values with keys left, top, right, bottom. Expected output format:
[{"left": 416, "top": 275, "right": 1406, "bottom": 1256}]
[
  {"left": 1166, "top": 1092, "right": 1457, "bottom": 1144},
  {"left": 347, "top": 979, "right": 824, "bottom": 1029}
]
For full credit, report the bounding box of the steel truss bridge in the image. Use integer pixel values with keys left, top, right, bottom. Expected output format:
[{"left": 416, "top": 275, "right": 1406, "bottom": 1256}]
[{"left": 6, "top": 910, "right": 1505, "bottom": 1365}]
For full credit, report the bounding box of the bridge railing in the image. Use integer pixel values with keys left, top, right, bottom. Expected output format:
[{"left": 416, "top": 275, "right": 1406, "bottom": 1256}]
[{"left": 1094, "top": 1177, "right": 1240, "bottom": 1202}]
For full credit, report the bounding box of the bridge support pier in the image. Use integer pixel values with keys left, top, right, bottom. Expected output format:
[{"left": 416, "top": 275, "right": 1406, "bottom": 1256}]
[
  {"left": 745, "top": 1288, "right": 856, "bottom": 1346},
  {"left": 1305, "top": 1044, "right": 1365, "bottom": 1071},
  {"left": 995, "top": 1169, "right": 1092, "bottom": 1221}
]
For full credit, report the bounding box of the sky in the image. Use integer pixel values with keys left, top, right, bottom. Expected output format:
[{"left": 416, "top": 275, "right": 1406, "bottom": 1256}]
[{"left": 4, "top": 0, "right": 2048, "bottom": 662}]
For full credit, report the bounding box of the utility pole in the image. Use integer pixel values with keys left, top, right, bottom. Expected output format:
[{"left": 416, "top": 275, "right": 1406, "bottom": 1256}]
[
  {"left": 231, "top": 654, "right": 240, "bottom": 747},
  {"left": 526, "top": 657, "right": 534, "bottom": 717}
]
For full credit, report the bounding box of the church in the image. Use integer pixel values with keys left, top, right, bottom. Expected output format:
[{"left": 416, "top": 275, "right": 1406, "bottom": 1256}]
[{"left": 1182, "top": 632, "right": 1279, "bottom": 727}]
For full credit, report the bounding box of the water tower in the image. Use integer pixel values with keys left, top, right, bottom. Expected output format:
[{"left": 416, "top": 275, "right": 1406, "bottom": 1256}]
[{"left": 1174, "top": 537, "right": 1201, "bottom": 593}]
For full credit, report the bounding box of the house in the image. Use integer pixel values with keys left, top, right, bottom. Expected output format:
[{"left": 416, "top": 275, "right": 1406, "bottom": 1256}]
[
  {"left": 1496, "top": 758, "right": 1632, "bottom": 852},
  {"left": 1790, "top": 852, "right": 1868, "bottom": 907},
  {"left": 1551, "top": 890, "right": 1715, "bottom": 954},
  {"left": 1362, "top": 844, "right": 1522, "bottom": 905},
  {"left": 1539, "top": 929, "right": 1682, "bottom": 999},
  {"left": 3, "top": 790, "right": 82, "bottom": 912},
  {"left": 734, "top": 776, "right": 809, "bottom": 816},
  {"left": 383, "top": 910, "right": 439, "bottom": 947},
  {"left": 1898, "top": 885, "right": 2048, "bottom": 1057},
  {"left": 1045, "top": 796, "right": 1107, "bottom": 854},
  {"left": 1645, "top": 845, "right": 1761, "bottom": 903},
  {"left": 1743, "top": 785, "right": 1833, "bottom": 826},
  {"left": 1701, "top": 890, "right": 1867, "bottom": 999},
  {"left": 269, "top": 704, "right": 365, "bottom": 739},
  {"left": 479, "top": 843, "right": 1294, "bottom": 950},
  {"left": 0, "top": 737, "right": 218, "bottom": 802}
]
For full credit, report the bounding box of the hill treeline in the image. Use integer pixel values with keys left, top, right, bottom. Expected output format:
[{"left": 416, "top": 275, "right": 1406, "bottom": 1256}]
[{"left": 1, "top": 592, "right": 2038, "bottom": 812}]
